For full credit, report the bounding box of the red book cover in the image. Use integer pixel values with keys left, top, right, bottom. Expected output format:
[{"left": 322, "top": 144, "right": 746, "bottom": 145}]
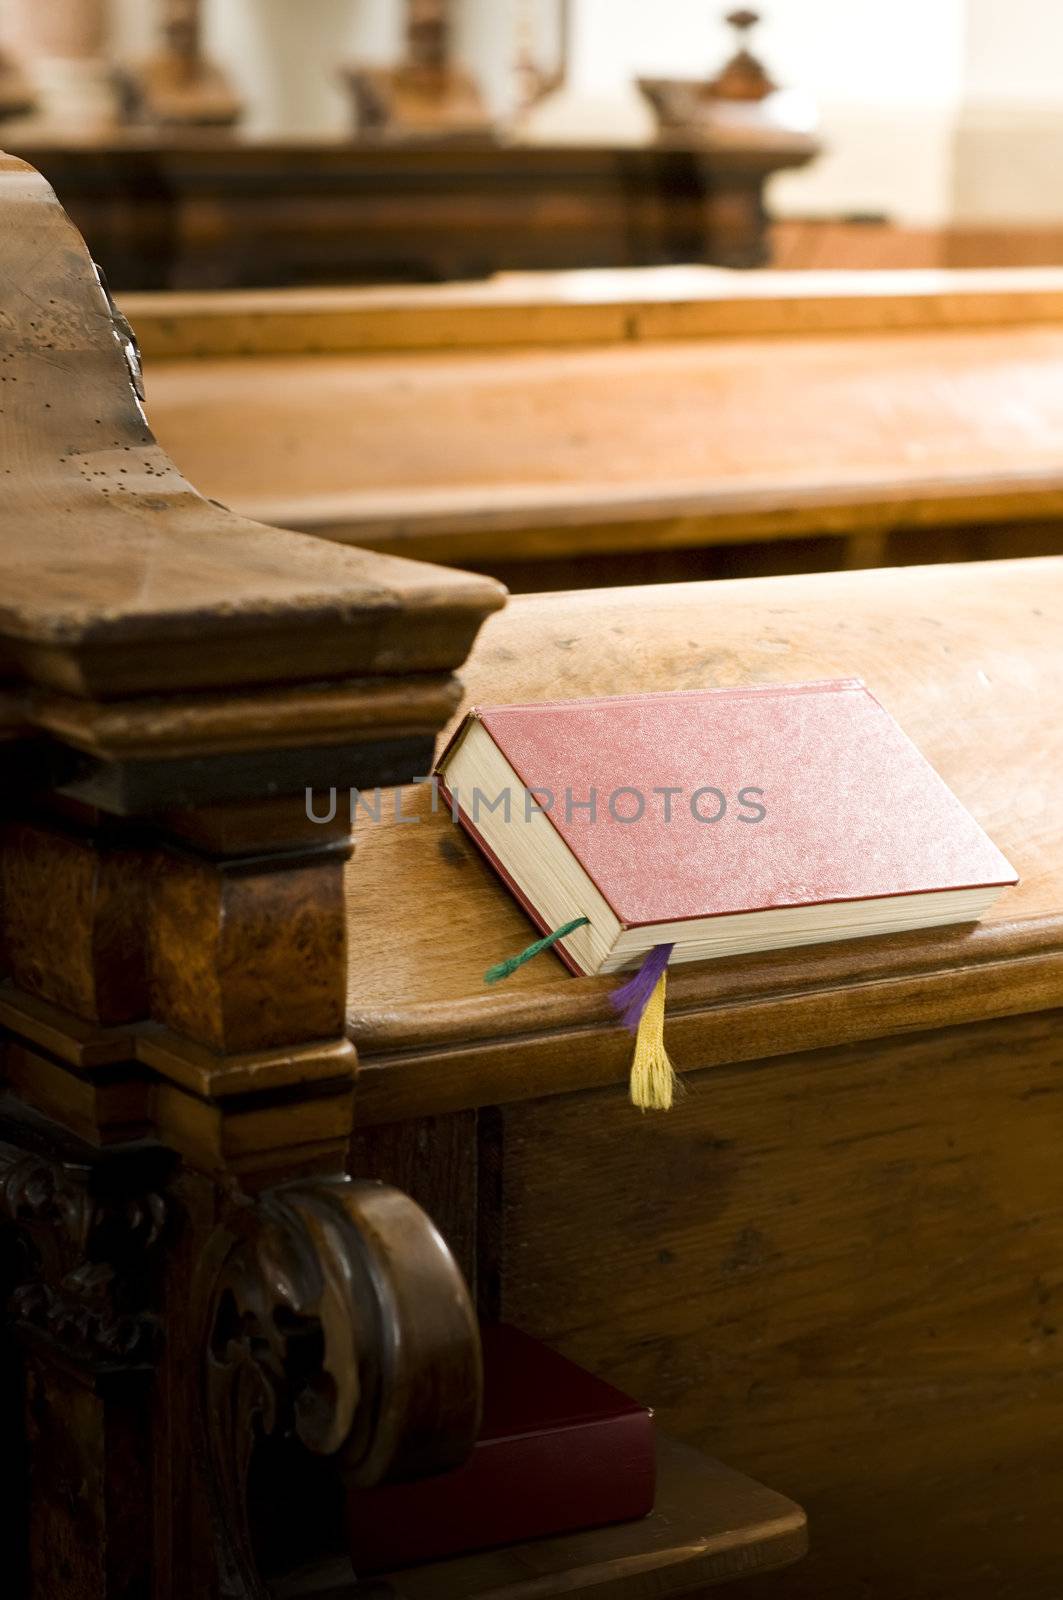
[
  {"left": 437, "top": 680, "right": 1016, "bottom": 972},
  {"left": 345, "top": 1324, "right": 655, "bottom": 1572}
]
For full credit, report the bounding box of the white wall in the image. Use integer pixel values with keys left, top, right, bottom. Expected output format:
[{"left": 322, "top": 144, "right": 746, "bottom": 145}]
[{"left": 556, "top": 0, "right": 969, "bottom": 224}]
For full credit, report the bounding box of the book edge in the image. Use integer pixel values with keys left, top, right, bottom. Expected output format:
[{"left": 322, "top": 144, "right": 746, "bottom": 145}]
[
  {"left": 469, "top": 676, "right": 867, "bottom": 721},
  {"left": 437, "top": 777, "right": 592, "bottom": 977},
  {"left": 437, "top": 685, "right": 1019, "bottom": 944}
]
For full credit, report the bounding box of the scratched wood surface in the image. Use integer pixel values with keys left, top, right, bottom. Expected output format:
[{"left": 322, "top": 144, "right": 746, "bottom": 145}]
[
  {"left": 345, "top": 557, "right": 1063, "bottom": 1122},
  {"left": 133, "top": 269, "right": 1063, "bottom": 567},
  {"left": 0, "top": 151, "right": 501, "bottom": 699},
  {"left": 493, "top": 1008, "right": 1063, "bottom": 1600}
]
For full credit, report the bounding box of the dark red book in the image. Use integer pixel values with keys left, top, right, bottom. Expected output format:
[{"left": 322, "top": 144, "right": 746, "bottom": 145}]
[
  {"left": 435, "top": 680, "right": 1017, "bottom": 976},
  {"left": 345, "top": 1324, "right": 655, "bottom": 1571}
]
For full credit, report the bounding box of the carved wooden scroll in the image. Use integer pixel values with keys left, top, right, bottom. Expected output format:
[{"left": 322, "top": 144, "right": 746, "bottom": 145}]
[{"left": 206, "top": 1179, "right": 481, "bottom": 1599}]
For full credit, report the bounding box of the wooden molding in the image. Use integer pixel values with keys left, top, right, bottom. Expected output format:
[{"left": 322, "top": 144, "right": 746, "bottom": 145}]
[{"left": 123, "top": 267, "right": 1063, "bottom": 360}]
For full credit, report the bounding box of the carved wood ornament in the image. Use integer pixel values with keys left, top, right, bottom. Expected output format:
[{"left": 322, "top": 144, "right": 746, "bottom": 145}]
[
  {"left": 205, "top": 1180, "right": 481, "bottom": 1598},
  {"left": 0, "top": 1121, "right": 170, "bottom": 1371}
]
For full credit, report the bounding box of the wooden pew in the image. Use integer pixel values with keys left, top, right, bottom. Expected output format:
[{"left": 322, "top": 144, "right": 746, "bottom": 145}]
[
  {"left": 128, "top": 265, "right": 1063, "bottom": 591},
  {"left": 0, "top": 156, "right": 809, "bottom": 1599},
  {"left": 8, "top": 133, "right": 815, "bottom": 292},
  {"left": 5, "top": 156, "right": 1063, "bottom": 1600}
]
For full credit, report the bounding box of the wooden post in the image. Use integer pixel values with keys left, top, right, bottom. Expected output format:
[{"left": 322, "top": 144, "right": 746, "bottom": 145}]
[
  {"left": 0, "top": 150, "right": 503, "bottom": 1599},
  {"left": 407, "top": 0, "right": 450, "bottom": 70}
]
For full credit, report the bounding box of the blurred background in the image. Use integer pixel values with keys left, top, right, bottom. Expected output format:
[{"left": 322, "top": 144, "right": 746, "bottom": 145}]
[{"left": 2, "top": 0, "right": 1062, "bottom": 287}]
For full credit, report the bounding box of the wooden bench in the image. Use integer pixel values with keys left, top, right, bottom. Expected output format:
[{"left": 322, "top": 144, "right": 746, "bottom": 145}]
[
  {"left": 4, "top": 154, "right": 1063, "bottom": 1600},
  {"left": 127, "top": 265, "right": 1063, "bottom": 589},
  {"left": 0, "top": 154, "right": 809, "bottom": 1600},
  {"left": 8, "top": 132, "right": 816, "bottom": 292}
]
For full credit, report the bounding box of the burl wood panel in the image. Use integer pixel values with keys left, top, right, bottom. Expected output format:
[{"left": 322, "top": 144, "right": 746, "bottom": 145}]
[
  {"left": 24, "top": 1361, "right": 152, "bottom": 1600},
  {"left": 495, "top": 1010, "right": 1063, "bottom": 1600},
  {"left": 147, "top": 852, "right": 347, "bottom": 1054},
  {"left": 1, "top": 820, "right": 149, "bottom": 1025}
]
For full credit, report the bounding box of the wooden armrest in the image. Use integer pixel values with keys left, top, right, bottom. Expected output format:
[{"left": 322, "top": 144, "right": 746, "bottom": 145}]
[
  {"left": 344, "top": 557, "right": 1063, "bottom": 1120},
  {"left": 0, "top": 148, "right": 502, "bottom": 735}
]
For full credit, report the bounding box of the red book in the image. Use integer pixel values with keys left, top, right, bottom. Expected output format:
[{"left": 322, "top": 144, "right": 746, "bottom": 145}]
[
  {"left": 435, "top": 679, "right": 1017, "bottom": 975},
  {"left": 345, "top": 1324, "right": 655, "bottom": 1571}
]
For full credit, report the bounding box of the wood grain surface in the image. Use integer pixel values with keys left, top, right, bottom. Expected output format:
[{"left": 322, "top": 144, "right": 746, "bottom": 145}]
[
  {"left": 771, "top": 217, "right": 1063, "bottom": 273},
  {"left": 135, "top": 270, "right": 1063, "bottom": 567},
  {"left": 0, "top": 151, "right": 503, "bottom": 698},
  {"left": 7, "top": 136, "right": 812, "bottom": 292},
  {"left": 345, "top": 557, "right": 1063, "bottom": 1121},
  {"left": 494, "top": 1008, "right": 1063, "bottom": 1600}
]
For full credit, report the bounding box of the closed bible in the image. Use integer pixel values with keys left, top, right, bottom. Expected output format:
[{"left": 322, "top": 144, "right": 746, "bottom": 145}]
[{"left": 435, "top": 679, "right": 1017, "bottom": 976}]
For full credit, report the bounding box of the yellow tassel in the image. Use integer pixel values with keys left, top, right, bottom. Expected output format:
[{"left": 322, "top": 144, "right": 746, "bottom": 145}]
[{"left": 629, "top": 968, "right": 681, "bottom": 1111}]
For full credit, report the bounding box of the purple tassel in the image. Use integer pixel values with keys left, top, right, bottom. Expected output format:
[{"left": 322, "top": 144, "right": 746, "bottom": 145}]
[{"left": 610, "top": 943, "right": 675, "bottom": 1034}]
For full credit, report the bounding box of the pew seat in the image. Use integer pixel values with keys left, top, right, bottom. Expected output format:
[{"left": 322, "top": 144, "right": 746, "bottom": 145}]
[{"left": 129, "top": 266, "right": 1063, "bottom": 589}]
